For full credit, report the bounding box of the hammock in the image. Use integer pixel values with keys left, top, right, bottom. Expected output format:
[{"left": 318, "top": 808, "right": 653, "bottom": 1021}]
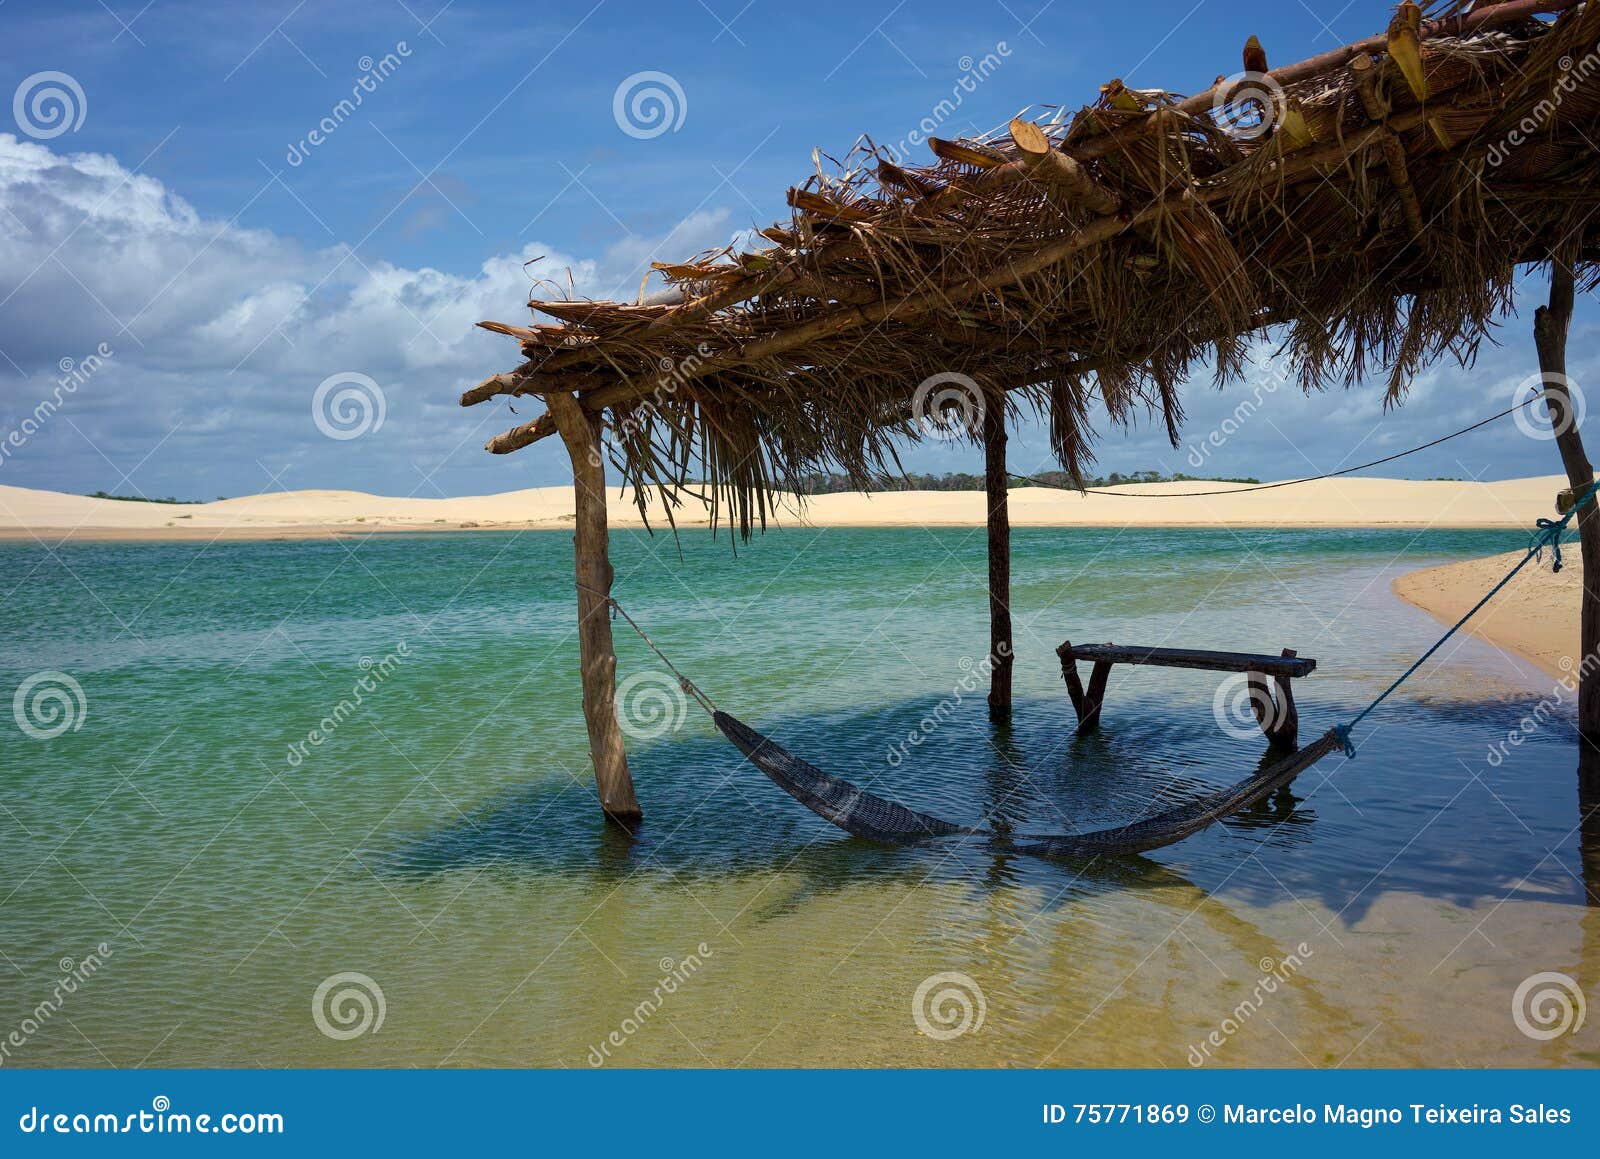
[
  {"left": 599, "top": 478, "right": 1599, "bottom": 861},
  {"left": 608, "top": 599, "right": 1352, "bottom": 859},
  {"left": 716, "top": 708, "right": 1344, "bottom": 857}
]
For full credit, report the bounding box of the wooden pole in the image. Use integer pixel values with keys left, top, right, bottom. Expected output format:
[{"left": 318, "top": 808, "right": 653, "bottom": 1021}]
[
  {"left": 545, "top": 391, "right": 643, "bottom": 828},
  {"left": 983, "top": 399, "right": 1013, "bottom": 721},
  {"left": 1533, "top": 256, "right": 1600, "bottom": 743},
  {"left": 1580, "top": 745, "right": 1600, "bottom": 906}
]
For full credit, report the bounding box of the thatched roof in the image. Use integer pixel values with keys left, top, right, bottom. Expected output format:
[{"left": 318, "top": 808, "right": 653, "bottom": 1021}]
[{"left": 465, "top": 0, "right": 1600, "bottom": 535}]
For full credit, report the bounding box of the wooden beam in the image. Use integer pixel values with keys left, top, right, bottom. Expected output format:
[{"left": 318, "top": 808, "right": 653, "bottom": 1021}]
[
  {"left": 1534, "top": 254, "right": 1600, "bottom": 742},
  {"left": 926, "top": 136, "right": 1008, "bottom": 168},
  {"left": 1006, "top": 118, "right": 1122, "bottom": 214},
  {"left": 983, "top": 399, "right": 1013, "bottom": 722},
  {"left": 485, "top": 411, "right": 555, "bottom": 455},
  {"left": 1349, "top": 54, "right": 1425, "bottom": 239},
  {"left": 544, "top": 391, "right": 643, "bottom": 828},
  {"left": 461, "top": 368, "right": 605, "bottom": 407},
  {"left": 1067, "top": 0, "right": 1579, "bottom": 163}
]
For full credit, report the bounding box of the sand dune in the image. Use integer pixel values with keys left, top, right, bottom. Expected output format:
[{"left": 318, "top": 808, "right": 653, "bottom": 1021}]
[{"left": 0, "top": 473, "right": 1571, "bottom": 542}]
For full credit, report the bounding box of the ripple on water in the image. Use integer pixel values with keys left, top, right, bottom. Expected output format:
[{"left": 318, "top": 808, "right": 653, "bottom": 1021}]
[{"left": 1, "top": 527, "right": 1597, "bottom": 1067}]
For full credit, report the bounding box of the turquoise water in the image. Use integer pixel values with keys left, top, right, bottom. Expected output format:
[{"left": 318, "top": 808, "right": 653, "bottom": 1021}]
[{"left": 1, "top": 526, "right": 1597, "bottom": 1067}]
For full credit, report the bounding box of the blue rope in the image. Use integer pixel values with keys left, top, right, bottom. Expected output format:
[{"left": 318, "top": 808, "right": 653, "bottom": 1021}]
[{"left": 1334, "top": 478, "right": 1600, "bottom": 758}]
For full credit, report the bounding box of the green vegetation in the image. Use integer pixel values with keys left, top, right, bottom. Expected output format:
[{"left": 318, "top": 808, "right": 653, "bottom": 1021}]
[
  {"left": 87, "top": 491, "right": 209, "bottom": 504},
  {"left": 792, "top": 470, "right": 1260, "bottom": 494}
]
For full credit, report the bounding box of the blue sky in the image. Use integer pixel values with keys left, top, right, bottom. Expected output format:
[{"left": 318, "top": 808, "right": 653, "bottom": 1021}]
[{"left": 0, "top": 0, "right": 1591, "bottom": 500}]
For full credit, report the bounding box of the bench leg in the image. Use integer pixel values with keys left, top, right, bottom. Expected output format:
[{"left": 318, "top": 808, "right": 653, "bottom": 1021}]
[
  {"left": 1060, "top": 641, "right": 1088, "bottom": 721},
  {"left": 1080, "top": 660, "right": 1113, "bottom": 731},
  {"left": 1268, "top": 674, "right": 1299, "bottom": 749},
  {"left": 1248, "top": 649, "right": 1301, "bottom": 749}
]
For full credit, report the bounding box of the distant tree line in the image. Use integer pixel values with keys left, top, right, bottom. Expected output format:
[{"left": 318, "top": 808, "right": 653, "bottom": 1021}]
[
  {"left": 790, "top": 469, "right": 1261, "bottom": 494},
  {"left": 87, "top": 491, "right": 210, "bottom": 504}
]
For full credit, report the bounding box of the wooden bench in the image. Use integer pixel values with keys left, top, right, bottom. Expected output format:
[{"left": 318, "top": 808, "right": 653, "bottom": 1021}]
[{"left": 1056, "top": 641, "right": 1317, "bottom": 748}]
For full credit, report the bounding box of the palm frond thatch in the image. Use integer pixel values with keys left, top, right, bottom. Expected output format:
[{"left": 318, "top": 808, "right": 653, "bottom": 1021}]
[{"left": 466, "top": 0, "right": 1600, "bottom": 537}]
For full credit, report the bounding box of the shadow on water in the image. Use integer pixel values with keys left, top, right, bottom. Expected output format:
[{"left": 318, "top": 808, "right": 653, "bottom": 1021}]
[
  {"left": 379, "top": 742, "right": 1195, "bottom": 911},
  {"left": 377, "top": 691, "right": 1273, "bottom": 909},
  {"left": 376, "top": 691, "right": 1320, "bottom": 905},
  {"left": 380, "top": 681, "right": 1600, "bottom": 920}
]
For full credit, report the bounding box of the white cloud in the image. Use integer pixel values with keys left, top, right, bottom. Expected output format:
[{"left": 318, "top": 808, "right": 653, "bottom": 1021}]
[
  {"left": 0, "top": 134, "right": 738, "bottom": 497},
  {"left": 0, "top": 132, "right": 1583, "bottom": 500}
]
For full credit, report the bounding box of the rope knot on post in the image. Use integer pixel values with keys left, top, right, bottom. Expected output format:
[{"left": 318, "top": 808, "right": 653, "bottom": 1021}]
[{"left": 1534, "top": 517, "right": 1566, "bottom": 571}]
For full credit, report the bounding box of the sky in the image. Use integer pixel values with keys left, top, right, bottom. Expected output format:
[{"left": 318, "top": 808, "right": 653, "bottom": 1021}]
[{"left": 0, "top": 0, "right": 1592, "bottom": 501}]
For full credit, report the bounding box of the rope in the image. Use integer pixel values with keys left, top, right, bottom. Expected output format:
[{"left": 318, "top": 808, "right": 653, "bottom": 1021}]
[
  {"left": 577, "top": 583, "right": 719, "bottom": 715},
  {"left": 1009, "top": 397, "right": 1537, "bottom": 498},
  {"left": 579, "top": 465, "right": 1599, "bottom": 771},
  {"left": 1332, "top": 476, "right": 1600, "bottom": 758}
]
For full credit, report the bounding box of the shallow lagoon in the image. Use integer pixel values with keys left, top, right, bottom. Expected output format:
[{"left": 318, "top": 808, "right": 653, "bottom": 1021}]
[{"left": 2, "top": 526, "right": 1597, "bottom": 1067}]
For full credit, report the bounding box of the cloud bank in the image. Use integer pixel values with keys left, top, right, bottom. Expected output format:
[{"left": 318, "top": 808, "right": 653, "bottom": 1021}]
[
  {"left": 0, "top": 133, "right": 736, "bottom": 498},
  {"left": 0, "top": 133, "right": 1585, "bottom": 501}
]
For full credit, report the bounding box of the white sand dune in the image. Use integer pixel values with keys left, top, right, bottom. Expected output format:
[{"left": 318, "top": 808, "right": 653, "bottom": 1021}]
[{"left": 0, "top": 474, "right": 1570, "bottom": 541}]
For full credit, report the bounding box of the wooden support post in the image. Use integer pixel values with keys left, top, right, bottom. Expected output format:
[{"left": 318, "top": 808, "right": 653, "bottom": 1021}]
[
  {"left": 1059, "top": 641, "right": 1086, "bottom": 720},
  {"left": 1246, "top": 669, "right": 1272, "bottom": 729},
  {"left": 545, "top": 391, "right": 643, "bottom": 828},
  {"left": 1247, "top": 649, "right": 1302, "bottom": 748},
  {"left": 983, "top": 399, "right": 1013, "bottom": 721},
  {"left": 1270, "top": 648, "right": 1300, "bottom": 749},
  {"left": 1057, "top": 640, "right": 1112, "bottom": 731},
  {"left": 1534, "top": 255, "right": 1600, "bottom": 744},
  {"left": 1081, "top": 661, "right": 1113, "bottom": 731},
  {"left": 1580, "top": 744, "right": 1600, "bottom": 907},
  {"left": 1270, "top": 676, "right": 1300, "bottom": 749}
]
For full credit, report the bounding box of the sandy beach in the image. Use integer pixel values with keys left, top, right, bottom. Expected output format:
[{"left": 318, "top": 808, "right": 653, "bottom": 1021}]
[
  {"left": 1393, "top": 548, "right": 1582, "bottom": 680},
  {"left": 0, "top": 473, "right": 1570, "bottom": 542}
]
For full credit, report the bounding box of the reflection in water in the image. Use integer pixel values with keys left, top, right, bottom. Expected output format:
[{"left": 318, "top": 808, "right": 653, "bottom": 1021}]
[{"left": 1581, "top": 743, "right": 1600, "bottom": 908}]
